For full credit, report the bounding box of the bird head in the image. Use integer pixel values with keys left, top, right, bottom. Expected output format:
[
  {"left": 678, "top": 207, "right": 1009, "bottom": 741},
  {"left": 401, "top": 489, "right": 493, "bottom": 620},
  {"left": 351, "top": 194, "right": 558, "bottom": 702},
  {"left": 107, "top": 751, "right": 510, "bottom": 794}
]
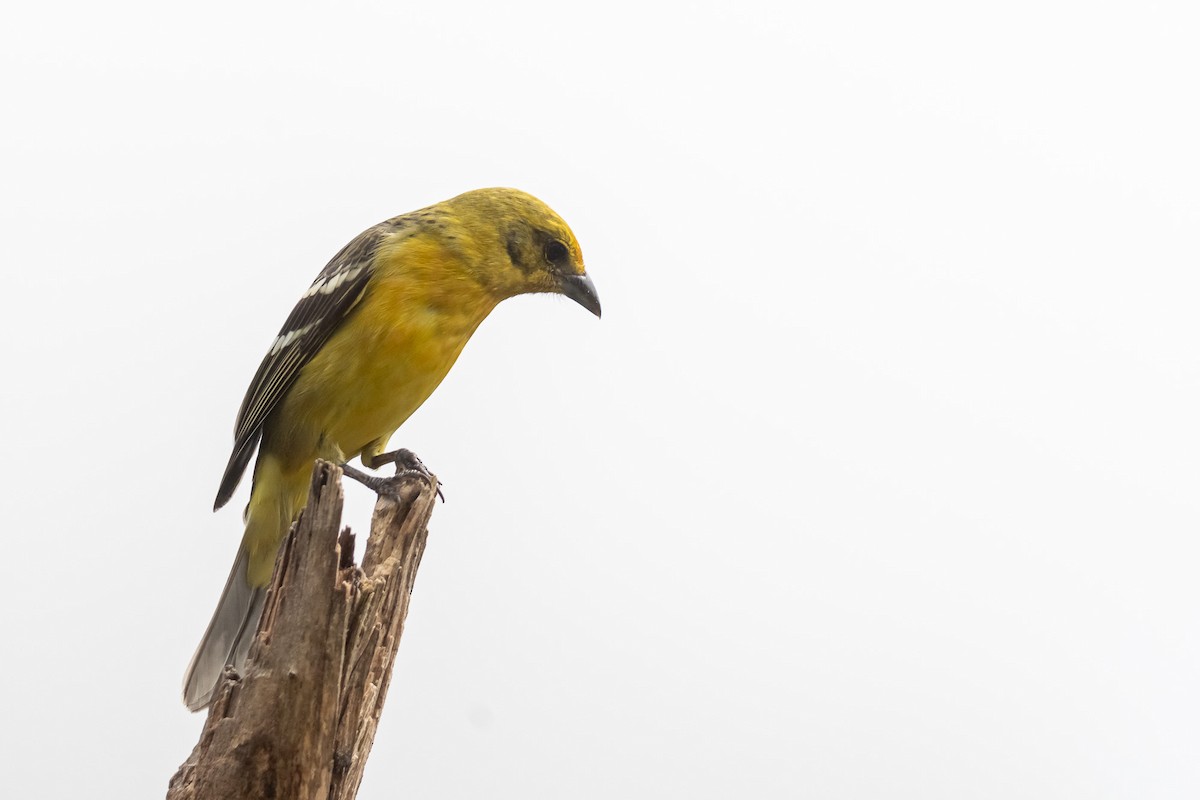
[{"left": 444, "top": 188, "right": 602, "bottom": 318}]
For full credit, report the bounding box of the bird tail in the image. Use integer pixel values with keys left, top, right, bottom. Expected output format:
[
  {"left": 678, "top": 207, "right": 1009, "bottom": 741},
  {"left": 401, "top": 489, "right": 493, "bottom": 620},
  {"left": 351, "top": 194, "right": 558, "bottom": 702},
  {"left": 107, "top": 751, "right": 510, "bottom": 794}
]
[{"left": 182, "top": 545, "right": 267, "bottom": 711}]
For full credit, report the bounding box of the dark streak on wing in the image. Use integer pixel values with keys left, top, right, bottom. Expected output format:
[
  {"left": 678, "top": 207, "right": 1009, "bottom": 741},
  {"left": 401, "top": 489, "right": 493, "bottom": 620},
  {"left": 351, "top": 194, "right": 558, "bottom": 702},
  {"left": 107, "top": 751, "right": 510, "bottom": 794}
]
[{"left": 213, "top": 224, "right": 390, "bottom": 510}]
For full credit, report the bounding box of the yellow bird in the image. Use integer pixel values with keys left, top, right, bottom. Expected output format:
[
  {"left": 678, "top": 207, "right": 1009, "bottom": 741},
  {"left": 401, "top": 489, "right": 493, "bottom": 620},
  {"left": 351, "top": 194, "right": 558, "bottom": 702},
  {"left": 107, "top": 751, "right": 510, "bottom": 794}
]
[{"left": 183, "top": 188, "right": 600, "bottom": 710}]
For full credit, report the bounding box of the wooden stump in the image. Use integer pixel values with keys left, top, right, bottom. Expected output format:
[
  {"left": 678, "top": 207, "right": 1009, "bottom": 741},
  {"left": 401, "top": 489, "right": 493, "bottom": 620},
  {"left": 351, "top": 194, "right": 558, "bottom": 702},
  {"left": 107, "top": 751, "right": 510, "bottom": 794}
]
[{"left": 168, "top": 460, "right": 439, "bottom": 800}]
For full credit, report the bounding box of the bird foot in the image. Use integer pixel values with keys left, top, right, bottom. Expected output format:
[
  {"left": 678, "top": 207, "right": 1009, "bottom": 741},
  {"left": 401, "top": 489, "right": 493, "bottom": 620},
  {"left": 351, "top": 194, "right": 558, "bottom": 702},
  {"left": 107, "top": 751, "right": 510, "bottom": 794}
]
[
  {"left": 365, "top": 447, "right": 428, "bottom": 473},
  {"left": 343, "top": 449, "right": 444, "bottom": 502}
]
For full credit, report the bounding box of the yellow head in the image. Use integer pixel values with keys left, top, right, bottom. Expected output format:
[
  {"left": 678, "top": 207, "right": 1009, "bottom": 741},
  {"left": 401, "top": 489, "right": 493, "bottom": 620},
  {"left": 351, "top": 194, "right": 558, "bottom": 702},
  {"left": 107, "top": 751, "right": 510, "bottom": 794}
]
[{"left": 429, "top": 187, "right": 601, "bottom": 317}]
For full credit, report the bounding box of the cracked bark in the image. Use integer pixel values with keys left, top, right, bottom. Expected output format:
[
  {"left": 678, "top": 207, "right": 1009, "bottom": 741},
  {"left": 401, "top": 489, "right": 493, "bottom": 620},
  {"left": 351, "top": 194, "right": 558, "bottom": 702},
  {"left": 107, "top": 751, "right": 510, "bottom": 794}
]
[{"left": 168, "top": 460, "right": 438, "bottom": 800}]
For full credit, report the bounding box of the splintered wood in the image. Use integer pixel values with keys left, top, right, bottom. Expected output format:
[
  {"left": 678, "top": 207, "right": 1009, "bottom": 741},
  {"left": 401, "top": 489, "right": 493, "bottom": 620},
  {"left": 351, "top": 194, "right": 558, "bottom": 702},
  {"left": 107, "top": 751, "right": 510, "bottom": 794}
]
[{"left": 168, "top": 460, "right": 439, "bottom": 800}]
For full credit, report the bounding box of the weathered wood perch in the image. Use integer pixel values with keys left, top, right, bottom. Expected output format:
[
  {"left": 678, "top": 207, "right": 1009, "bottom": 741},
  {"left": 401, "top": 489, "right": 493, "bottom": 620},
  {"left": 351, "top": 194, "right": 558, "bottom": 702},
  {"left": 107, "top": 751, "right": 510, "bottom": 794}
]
[{"left": 168, "top": 459, "right": 439, "bottom": 800}]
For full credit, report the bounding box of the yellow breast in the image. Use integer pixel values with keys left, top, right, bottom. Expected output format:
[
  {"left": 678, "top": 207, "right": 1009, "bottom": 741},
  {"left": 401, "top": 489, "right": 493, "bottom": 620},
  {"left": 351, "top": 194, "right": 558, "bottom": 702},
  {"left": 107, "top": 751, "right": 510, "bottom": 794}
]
[{"left": 267, "top": 235, "right": 498, "bottom": 469}]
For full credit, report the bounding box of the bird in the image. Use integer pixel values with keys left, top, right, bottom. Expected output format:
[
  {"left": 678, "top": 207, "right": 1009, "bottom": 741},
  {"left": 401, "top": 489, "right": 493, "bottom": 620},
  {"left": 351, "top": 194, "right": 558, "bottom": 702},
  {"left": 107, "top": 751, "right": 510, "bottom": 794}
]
[{"left": 183, "top": 187, "right": 600, "bottom": 711}]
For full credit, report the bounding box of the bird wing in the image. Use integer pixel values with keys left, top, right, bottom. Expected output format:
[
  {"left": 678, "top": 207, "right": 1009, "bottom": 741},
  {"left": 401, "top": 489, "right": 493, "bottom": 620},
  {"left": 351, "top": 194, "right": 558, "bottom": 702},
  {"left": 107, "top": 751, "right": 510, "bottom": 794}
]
[{"left": 213, "top": 224, "right": 388, "bottom": 509}]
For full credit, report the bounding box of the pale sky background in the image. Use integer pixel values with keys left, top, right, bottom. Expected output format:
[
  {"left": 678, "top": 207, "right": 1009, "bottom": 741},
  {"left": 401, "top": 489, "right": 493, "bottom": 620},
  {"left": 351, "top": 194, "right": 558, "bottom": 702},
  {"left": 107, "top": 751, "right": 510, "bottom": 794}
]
[{"left": 2, "top": 1, "right": 1198, "bottom": 798}]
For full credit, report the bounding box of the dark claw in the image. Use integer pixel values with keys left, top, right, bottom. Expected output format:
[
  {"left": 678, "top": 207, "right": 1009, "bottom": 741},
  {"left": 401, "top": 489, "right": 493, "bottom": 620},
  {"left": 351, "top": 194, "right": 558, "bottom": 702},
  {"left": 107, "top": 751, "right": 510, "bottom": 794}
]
[
  {"left": 346, "top": 449, "right": 445, "bottom": 502},
  {"left": 339, "top": 462, "right": 393, "bottom": 495},
  {"left": 390, "top": 448, "right": 428, "bottom": 473}
]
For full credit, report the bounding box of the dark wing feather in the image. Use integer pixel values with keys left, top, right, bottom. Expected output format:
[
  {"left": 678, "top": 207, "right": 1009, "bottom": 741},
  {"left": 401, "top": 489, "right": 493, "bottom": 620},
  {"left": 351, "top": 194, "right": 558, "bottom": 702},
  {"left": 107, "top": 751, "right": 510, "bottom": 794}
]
[{"left": 213, "top": 225, "right": 387, "bottom": 509}]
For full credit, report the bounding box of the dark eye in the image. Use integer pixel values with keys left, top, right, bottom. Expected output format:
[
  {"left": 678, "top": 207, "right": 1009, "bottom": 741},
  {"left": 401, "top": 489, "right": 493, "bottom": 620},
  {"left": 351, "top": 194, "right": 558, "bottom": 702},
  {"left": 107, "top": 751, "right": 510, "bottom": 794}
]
[{"left": 544, "top": 239, "right": 569, "bottom": 267}]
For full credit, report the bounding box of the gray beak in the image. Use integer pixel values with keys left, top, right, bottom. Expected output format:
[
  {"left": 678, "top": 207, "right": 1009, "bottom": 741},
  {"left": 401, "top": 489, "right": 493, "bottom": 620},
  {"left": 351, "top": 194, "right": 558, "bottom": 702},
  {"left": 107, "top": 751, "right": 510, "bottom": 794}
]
[{"left": 560, "top": 273, "right": 602, "bottom": 318}]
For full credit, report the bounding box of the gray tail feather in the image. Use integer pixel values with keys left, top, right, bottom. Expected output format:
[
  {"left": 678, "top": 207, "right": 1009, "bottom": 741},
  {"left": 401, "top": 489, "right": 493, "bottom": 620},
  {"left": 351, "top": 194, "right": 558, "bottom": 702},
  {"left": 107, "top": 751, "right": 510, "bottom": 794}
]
[{"left": 182, "top": 546, "right": 267, "bottom": 711}]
